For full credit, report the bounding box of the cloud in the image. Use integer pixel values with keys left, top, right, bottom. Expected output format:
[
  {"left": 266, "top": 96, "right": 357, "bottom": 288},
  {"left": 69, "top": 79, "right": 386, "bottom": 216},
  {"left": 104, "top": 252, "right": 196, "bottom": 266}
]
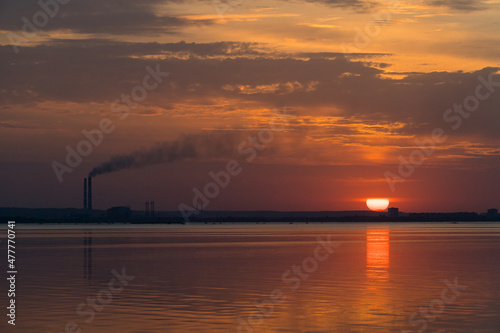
[
  {"left": 0, "top": 0, "right": 213, "bottom": 35},
  {"left": 1, "top": 40, "right": 499, "bottom": 146},
  {"left": 296, "top": 52, "right": 391, "bottom": 59},
  {"left": 0, "top": 122, "right": 15, "bottom": 128},
  {"left": 0, "top": 40, "right": 389, "bottom": 106},
  {"left": 222, "top": 81, "right": 319, "bottom": 94},
  {"left": 303, "top": 0, "right": 378, "bottom": 11},
  {"left": 303, "top": 0, "right": 488, "bottom": 12},
  {"left": 426, "top": 0, "right": 487, "bottom": 11}
]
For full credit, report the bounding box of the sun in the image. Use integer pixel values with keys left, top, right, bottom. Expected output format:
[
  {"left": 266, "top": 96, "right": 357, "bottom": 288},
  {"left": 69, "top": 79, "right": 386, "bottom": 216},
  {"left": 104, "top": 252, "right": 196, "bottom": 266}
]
[{"left": 366, "top": 198, "right": 390, "bottom": 211}]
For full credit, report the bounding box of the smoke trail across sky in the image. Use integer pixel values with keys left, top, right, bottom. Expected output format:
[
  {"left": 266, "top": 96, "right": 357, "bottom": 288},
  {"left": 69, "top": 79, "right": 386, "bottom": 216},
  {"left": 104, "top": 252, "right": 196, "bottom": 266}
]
[{"left": 88, "top": 132, "right": 243, "bottom": 177}]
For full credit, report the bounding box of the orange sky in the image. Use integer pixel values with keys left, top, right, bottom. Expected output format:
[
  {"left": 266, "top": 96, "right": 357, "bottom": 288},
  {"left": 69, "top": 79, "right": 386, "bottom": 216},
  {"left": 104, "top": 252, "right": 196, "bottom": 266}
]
[{"left": 0, "top": 0, "right": 499, "bottom": 212}]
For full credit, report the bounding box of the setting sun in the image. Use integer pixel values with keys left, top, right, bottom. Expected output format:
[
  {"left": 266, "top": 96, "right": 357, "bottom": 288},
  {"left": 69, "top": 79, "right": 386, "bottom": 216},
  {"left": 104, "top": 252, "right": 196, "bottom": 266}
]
[{"left": 366, "top": 198, "right": 390, "bottom": 212}]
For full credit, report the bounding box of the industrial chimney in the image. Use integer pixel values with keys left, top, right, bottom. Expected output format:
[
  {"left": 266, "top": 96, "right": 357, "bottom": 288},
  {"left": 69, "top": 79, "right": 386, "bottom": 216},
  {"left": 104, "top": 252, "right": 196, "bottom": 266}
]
[
  {"left": 83, "top": 178, "right": 88, "bottom": 210},
  {"left": 87, "top": 176, "right": 92, "bottom": 211}
]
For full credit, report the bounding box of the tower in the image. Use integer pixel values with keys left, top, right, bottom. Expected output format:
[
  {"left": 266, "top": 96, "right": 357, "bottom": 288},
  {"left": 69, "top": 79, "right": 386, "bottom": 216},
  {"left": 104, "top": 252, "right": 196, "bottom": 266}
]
[
  {"left": 87, "top": 177, "right": 92, "bottom": 211},
  {"left": 83, "top": 178, "right": 88, "bottom": 210}
]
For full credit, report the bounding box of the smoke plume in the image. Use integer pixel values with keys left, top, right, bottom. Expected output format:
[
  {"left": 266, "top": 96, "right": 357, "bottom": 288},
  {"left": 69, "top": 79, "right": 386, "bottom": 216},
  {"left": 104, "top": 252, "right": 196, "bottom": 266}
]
[{"left": 88, "top": 132, "right": 243, "bottom": 177}]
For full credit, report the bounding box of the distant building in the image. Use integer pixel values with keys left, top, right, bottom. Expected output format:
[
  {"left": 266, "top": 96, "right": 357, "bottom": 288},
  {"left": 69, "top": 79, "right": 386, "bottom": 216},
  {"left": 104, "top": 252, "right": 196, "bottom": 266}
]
[
  {"left": 388, "top": 207, "right": 399, "bottom": 218},
  {"left": 487, "top": 209, "right": 498, "bottom": 221}
]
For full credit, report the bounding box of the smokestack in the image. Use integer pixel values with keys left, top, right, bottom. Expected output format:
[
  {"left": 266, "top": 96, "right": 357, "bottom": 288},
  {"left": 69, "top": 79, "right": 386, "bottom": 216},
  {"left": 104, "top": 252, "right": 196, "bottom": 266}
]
[
  {"left": 83, "top": 178, "right": 87, "bottom": 210},
  {"left": 87, "top": 177, "right": 92, "bottom": 210}
]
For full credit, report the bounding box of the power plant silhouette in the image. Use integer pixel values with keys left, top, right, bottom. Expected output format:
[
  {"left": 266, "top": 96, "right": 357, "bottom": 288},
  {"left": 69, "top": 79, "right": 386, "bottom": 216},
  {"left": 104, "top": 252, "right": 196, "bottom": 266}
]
[{"left": 83, "top": 177, "right": 92, "bottom": 211}]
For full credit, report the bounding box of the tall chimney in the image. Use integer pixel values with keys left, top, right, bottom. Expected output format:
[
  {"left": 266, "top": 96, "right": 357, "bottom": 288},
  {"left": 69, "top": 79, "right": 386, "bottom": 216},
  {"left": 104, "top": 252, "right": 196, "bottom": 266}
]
[
  {"left": 83, "top": 178, "right": 87, "bottom": 210},
  {"left": 87, "top": 177, "right": 92, "bottom": 210}
]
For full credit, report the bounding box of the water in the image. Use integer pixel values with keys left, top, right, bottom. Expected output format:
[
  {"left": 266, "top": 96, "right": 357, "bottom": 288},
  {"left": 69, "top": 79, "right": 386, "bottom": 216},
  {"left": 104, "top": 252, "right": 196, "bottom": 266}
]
[{"left": 2, "top": 223, "right": 500, "bottom": 332}]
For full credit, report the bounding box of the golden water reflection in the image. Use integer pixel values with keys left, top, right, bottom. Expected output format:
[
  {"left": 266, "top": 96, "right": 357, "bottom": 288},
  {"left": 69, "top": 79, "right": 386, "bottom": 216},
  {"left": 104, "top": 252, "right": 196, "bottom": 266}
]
[
  {"left": 366, "top": 227, "right": 390, "bottom": 281},
  {"left": 14, "top": 225, "right": 500, "bottom": 332}
]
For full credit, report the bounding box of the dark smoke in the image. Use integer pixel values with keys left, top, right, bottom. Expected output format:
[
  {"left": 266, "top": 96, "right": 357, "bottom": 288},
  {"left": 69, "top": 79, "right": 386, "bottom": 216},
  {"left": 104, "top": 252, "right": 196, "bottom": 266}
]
[{"left": 88, "top": 132, "right": 243, "bottom": 177}]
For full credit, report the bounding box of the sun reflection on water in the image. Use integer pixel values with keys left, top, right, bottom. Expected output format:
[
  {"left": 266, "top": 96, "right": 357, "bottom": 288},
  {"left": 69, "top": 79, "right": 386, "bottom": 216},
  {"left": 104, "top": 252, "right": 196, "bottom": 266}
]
[{"left": 366, "top": 227, "right": 390, "bottom": 281}]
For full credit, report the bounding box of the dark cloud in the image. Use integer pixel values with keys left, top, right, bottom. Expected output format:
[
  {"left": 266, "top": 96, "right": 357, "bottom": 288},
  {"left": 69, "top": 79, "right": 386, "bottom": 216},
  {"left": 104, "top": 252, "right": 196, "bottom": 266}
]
[
  {"left": 0, "top": 0, "right": 212, "bottom": 35},
  {"left": 296, "top": 52, "right": 391, "bottom": 59},
  {"left": 303, "top": 0, "right": 488, "bottom": 12},
  {"left": 426, "top": 0, "right": 487, "bottom": 11},
  {"left": 1, "top": 40, "right": 499, "bottom": 141},
  {"left": 0, "top": 40, "right": 387, "bottom": 106},
  {"left": 26, "top": 39, "right": 265, "bottom": 57},
  {"left": 303, "top": 0, "right": 378, "bottom": 11}
]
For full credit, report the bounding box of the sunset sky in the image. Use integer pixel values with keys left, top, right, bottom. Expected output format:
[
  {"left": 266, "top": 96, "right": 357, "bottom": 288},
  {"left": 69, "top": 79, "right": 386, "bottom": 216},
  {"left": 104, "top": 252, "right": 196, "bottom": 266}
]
[{"left": 1, "top": 0, "right": 499, "bottom": 212}]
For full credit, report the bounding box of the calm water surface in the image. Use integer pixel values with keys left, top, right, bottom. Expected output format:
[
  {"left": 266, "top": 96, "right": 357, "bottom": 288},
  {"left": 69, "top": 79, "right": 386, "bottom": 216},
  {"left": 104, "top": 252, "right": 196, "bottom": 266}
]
[{"left": 1, "top": 223, "right": 500, "bottom": 332}]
